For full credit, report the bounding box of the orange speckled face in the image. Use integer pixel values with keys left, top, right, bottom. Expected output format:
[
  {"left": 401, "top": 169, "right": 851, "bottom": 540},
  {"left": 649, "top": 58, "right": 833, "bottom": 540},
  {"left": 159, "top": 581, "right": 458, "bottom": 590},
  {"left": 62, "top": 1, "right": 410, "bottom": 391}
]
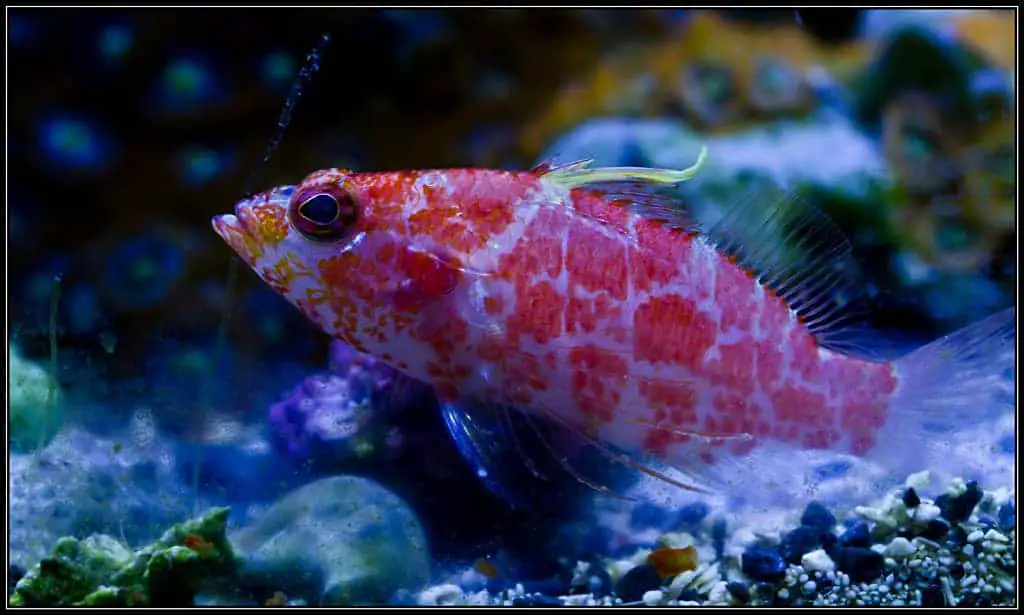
[{"left": 212, "top": 169, "right": 419, "bottom": 352}]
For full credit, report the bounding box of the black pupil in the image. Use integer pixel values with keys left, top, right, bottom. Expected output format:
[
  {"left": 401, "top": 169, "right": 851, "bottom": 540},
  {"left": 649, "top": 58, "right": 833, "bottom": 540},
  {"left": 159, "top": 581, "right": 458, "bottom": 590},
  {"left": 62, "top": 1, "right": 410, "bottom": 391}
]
[{"left": 300, "top": 194, "right": 340, "bottom": 225}]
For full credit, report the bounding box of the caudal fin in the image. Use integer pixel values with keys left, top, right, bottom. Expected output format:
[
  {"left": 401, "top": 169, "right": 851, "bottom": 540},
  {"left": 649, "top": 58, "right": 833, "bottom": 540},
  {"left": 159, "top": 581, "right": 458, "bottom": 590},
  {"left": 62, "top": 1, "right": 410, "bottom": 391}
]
[{"left": 877, "top": 307, "right": 1016, "bottom": 479}]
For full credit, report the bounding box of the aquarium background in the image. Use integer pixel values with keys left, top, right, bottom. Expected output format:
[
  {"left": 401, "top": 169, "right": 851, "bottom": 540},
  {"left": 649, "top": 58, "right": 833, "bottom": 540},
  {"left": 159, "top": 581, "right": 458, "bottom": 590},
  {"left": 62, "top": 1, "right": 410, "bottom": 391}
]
[{"left": 7, "top": 8, "right": 1016, "bottom": 607}]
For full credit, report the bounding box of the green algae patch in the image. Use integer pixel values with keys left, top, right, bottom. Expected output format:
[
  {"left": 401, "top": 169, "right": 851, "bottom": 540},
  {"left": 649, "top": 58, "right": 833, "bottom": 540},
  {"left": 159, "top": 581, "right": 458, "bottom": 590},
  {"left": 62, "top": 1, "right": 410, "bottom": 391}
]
[{"left": 9, "top": 507, "right": 236, "bottom": 607}]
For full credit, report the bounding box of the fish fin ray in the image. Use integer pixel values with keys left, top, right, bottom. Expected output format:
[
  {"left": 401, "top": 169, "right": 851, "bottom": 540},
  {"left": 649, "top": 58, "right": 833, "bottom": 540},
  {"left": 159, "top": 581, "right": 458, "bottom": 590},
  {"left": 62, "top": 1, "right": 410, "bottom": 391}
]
[{"left": 570, "top": 166, "right": 887, "bottom": 359}]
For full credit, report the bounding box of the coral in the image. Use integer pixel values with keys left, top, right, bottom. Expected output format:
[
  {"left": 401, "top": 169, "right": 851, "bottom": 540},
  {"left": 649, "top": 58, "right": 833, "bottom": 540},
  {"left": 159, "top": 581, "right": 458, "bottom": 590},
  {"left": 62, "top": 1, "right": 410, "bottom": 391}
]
[
  {"left": 519, "top": 10, "right": 832, "bottom": 161},
  {"left": 8, "top": 342, "right": 62, "bottom": 453},
  {"left": 9, "top": 507, "right": 235, "bottom": 607},
  {"left": 225, "top": 475, "right": 431, "bottom": 606},
  {"left": 267, "top": 341, "right": 405, "bottom": 462}
]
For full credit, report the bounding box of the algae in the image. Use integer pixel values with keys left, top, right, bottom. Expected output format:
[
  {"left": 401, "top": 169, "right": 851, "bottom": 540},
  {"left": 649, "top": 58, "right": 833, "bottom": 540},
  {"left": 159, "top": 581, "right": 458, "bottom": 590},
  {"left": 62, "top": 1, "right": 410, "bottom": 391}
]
[{"left": 9, "top": 507, "right": 235, "bottom": 607}]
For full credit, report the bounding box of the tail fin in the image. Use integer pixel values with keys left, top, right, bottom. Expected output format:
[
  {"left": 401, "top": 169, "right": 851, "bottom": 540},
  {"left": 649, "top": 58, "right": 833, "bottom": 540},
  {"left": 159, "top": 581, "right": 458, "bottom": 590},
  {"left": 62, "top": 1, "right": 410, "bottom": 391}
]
[{"left": 876, "top": 307, "right": 1016, "bottom": 481}]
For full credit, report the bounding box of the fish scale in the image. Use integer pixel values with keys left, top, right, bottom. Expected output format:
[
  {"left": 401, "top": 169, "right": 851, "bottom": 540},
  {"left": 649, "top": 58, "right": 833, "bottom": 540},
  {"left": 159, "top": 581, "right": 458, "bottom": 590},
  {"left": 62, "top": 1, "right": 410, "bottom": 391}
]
[{"left": 212, "top": 153, "right": 1015, "bottom": 500}]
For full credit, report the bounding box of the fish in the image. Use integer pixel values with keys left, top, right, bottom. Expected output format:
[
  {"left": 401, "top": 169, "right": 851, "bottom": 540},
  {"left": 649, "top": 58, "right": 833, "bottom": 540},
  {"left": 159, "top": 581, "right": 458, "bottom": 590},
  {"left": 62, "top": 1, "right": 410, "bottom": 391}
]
[{"left": 211, "top": 146, "right": 1015, "bottom": 503}]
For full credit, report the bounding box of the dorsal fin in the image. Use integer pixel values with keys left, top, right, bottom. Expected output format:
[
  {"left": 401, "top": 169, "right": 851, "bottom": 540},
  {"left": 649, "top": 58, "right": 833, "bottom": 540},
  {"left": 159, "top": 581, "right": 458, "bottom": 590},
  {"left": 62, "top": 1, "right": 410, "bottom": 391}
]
[
  {"left": 545, "top": 153, "right": 886, "bottom": 360},
  {"left": 540, "top": 145, "right": 708, "bottom": 191}
]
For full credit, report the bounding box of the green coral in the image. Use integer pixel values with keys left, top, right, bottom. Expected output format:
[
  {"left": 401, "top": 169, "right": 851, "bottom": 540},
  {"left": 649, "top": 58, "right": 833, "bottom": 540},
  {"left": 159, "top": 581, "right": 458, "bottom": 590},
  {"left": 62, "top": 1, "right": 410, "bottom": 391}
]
[
  {"left": 9, "top": 507, "right": 236, "bottom": 607},
  {"left": 8, "top": 343, "right": 63, "bottom": 454}
]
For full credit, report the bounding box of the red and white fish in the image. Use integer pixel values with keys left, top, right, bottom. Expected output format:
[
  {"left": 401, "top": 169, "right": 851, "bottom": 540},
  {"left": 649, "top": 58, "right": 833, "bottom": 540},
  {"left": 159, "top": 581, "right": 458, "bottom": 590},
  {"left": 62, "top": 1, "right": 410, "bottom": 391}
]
[{"left": 212, "top": 149, "right": 1015, "bottom": 500}]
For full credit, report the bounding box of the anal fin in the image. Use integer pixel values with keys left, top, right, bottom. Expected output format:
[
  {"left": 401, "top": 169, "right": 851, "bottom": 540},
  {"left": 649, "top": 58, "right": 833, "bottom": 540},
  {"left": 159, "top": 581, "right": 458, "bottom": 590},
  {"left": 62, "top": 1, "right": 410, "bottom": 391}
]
[{"left": 440, "top": 398, "right": 627, "bottom": 508}]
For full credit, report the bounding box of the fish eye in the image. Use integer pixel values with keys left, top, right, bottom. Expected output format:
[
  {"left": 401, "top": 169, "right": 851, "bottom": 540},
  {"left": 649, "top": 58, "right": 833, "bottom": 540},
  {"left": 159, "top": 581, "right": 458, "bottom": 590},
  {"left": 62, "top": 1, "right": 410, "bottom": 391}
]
[{"left": 288, "top": 187, "right": 358, "bottom": 243}]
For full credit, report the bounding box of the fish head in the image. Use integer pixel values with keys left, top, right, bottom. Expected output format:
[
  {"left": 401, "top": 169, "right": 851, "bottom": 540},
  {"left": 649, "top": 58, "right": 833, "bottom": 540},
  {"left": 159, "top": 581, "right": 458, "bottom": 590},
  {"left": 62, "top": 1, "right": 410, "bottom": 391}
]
[{"left": 211, "top": 167, "right": 480, "bottom": 353}]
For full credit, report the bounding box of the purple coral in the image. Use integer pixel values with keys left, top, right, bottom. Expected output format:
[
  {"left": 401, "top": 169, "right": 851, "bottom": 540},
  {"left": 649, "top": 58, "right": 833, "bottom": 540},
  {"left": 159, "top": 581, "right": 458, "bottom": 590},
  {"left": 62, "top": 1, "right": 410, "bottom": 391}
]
[{"left": 267, "top": 341, "right": 423, "bottom": 460}]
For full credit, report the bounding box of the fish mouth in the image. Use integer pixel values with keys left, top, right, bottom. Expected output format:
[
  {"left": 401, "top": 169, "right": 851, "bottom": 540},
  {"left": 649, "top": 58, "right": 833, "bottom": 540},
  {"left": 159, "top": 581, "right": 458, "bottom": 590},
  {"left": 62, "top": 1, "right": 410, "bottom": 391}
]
[{"left": 211, "top": 186, "right": 295, "bottom": 257}]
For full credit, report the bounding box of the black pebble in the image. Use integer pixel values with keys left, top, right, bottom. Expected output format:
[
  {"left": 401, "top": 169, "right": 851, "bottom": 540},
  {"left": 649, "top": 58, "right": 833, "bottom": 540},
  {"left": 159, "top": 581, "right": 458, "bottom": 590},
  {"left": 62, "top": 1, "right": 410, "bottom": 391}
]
[
  {"left": 998, "top": 501, "right": 1015, "bottom": 531},
  {"left": 936, "top": 481, "right": 983, "bottom": 524},
  {"left": 833, "top": 547, "right": 884, "bottom": 583},
  {"left": 957, "top": 593, "right": 992, "bottom": 607},
  {"left": 583, "top": 567, "right": 613, "bottom": 597},
  {"left": 629, "top": 501, "right": 671, "bottom": 531},
  {"left": 920, "top": 583, "right": 945, "bottom": 607},
  {"left": 726, "top": 581, "right": 750, "bottom": 604},
  {"left": 801, "top": 501, "right": 837, "bottom": 530},
  {"left": 711, "top": 516, "right": 728, "bottom": 560},
  {"left": 780, "top": 525, "right": 822, "bottom": 564},
  {"left": 919, "top": 519, "right": 950, "bottom": 541},
  {"left": 677, "top": 588, "right": 701, "bottom": 602},
  {"left": 513, "top": 594, "right": 563, "bottom": 606},
  {"left": 948, "top": 525, "right": 968, "bottom": 546},
  {"left": 948, "top": 563, "right": 965, "bottom": 579},
  {"left": 819, "top": 532, "right": 838, "bottom": 553},
  {"left": 614, "top": 564, "right": 662, "bottom": 602},
  {"left": 838, "top": 522, "right": 871, "bottom": 548},
  {"left": 902, "top": 487, "right": 921, "bottom": 508},
  {"left": 754, "top": 582, "right": 778, "bottom": 605},
  {"left": 741, "top": 549, "right": 787, "bottom": 582}
]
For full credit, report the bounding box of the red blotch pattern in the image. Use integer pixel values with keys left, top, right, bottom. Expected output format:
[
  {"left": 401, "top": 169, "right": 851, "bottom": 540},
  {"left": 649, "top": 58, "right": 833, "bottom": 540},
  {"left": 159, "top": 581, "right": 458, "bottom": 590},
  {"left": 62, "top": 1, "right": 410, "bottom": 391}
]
[
  {"left": 633, "top": 295, "right": 716, "bottom": 370},
  {"left": 569, "top": 345, "right": 629, "bottom": 424}
]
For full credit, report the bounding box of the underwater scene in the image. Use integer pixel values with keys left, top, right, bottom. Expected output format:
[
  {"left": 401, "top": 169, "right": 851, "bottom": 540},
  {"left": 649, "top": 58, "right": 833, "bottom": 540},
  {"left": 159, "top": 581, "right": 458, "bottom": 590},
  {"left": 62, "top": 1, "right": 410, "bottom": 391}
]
[{"left": 6, "top": 7, "right": 1017, "bottom": 607}]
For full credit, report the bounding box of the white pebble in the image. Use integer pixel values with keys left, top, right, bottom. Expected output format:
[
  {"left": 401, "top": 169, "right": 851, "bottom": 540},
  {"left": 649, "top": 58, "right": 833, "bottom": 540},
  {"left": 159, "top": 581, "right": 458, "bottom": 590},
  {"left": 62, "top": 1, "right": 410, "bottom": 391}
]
[
  {"left": 799, "top": 573, "right": 809, "bottom": 583},
  {"left": 642, "top": 590, "right": 664, "bottom": 606},
  {"left": 777, "top": 588, "right": 790, "bottom": 600},
  {"left": 802, "top": 549, "right": 836, "bottom": 572},
  {"left": 962, "top": 574, "right": 977, "bottom": 587},
  {"left": 963, "top": 544, "right": 975, "bottom": 557},
  {"left": 884, "top": 537, "right": 916, "bottom": 559},
  {"left": 418, "top": 584, "right": 465, "bottom": 606},
  {"left": 803, "top": 581, "right": 817, "bottom": 593},
  {"left": 878, "top": 584, "right": 890, "bottom": 594},
  {"left": 905, "top": 470, "right": 931, "bottom": 491},
  {"left": 984, "top": 529, "right": 1009, "bottom": 543},
  {"left": 967, "top": 530, "right": 984, "bottom": 543},
  {"left": 913, "top": 503, "right": 941, "bottom": 524}
]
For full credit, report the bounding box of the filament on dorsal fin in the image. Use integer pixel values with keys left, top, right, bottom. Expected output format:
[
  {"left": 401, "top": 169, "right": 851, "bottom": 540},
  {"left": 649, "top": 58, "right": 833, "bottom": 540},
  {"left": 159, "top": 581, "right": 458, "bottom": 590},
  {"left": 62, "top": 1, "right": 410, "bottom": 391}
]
[{"left": 541, "top": 146, "right": 709, "bottom": 191}]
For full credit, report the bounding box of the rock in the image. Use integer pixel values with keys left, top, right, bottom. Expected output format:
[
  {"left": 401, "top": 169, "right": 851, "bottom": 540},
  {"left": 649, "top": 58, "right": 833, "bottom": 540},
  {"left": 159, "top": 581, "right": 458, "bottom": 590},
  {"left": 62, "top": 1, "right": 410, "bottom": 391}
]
[
  {"left": 780, "top": 526, "right": 822, "bottom": 564},
  {"left": 615, "top": 564, "right": 661, "bottom": 603},
  {"left": 902, "top": 488, "right": 921, "bottom": 508},
  {"left": 936, "top": 480, "right": 983, "bottom": 523},
  {"left": 921, "top": 582, "right": 945, "bottom": 607},
  {"left": 801, "top": 549, "right": 836, "bottom": 572},
  {"left": 905, "top": 471, "right": 931, "bottom": 492},
  {"left": 726, "top": 581, "right": 750, "bottom": 603},
  {"left": 832, "top": 547, "right": 885, "bottom": 583},
  {"left": 10, "top": 507, "right": 234, "bottom": 607},
  {"left": 629, "top": 501, "right": 671, "bottom": 531},
  {"left": 9, "top": 426, "right": 191, "bottom": 573},
  {"left": 838, "top": 522, "right": 871, "bottom": 548},
  {"left": 800, "top": 501, "right": 836, "bottom": 531},
  {"left": 741, "top": 549, "right": 786, "bottom": 583},
  {"left": 416, "top": 584, "right": 464, "bottom": 606},
  {"left": 642, "top": 589, "right": 664, "bottom": 606},
  {"left": 882, "top": 537, "right": 916, "bottom": 558},
  {"left": 913, "top": 502, "right": 942, "bottom": 524},
  {"left": 513, "top": 594, "right": 562, "bottom": 606},
  {"left": 918, "top": 519, "right": 950, "bottom": 541},
  {"left": 230, "top": 476, "right": 430, "bottom": 606},
  {"left": 9, "top": 343, "right": 63, "bottom": 453},
  {"left": 997, "top": 502, "right": 1015, "bottom": 531},
  {"left": 674, "top": 502, "right": 711, "bottom": 528}
]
